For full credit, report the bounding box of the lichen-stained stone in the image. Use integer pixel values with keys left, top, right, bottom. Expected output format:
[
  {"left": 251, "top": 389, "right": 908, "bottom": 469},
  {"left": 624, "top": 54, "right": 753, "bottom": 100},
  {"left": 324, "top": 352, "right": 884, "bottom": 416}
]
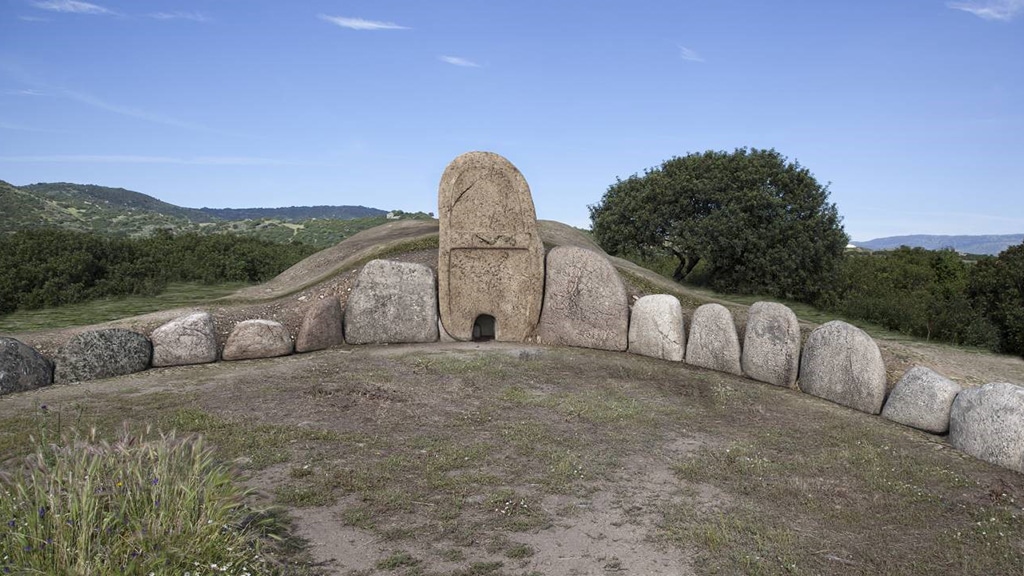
[
  {"left": 628, "top": 294, "right": 685, "bottom": 361},
  {"left": 882, "top": 366, "right": 961, "bottom": 433},
  {"left": 950, "top": 382, "right": 1024, "bottom": 473},
  {"left": 0, "top": 337, "right": 53, "bottom": 395},
  {"left": 685, "top": 303, "right": 743, "bottom": 376},
  {"left": 538, "top": 246, "right": 629, "bottom": 351},
  {"left": 799, "top": 320, "right": 886, "bottom": 414},
  {"left": 151, "top": 311, "right": 218, "bottom": 367},
  {"left": 54, "top": 329, "right": 151, "bottom": 384},
  {"left": 296, "top": 298, "right": 345, "bottom": 353},
  {"left": 344, "top": 259, "right": 439, "bottom": 345},
  {"left": 222, "top": 319, "right": 293, "bottom": 361},
  {"left": 437, "top": 151, "right": 545, "bottom": 342},
  {"left": 741, "top": 301, "right": 801, "bottom": 387}
]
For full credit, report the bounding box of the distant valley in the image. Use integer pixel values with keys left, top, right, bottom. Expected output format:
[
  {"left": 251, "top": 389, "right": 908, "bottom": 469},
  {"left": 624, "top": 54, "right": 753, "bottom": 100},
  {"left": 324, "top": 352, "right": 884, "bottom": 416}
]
[
  {"left": 854, "top": 234, "right": 1024, "bottom": 256},
  {"left": 0, "top": 180, "right": 427, "bottom": 248}
]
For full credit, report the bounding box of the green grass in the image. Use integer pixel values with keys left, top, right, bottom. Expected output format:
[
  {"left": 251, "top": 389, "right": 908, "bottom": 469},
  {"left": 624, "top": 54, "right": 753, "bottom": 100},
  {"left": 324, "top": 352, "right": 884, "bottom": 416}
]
[
  {"left": 0, "top": 428, "right": 281, "bottom": 575},
  {"left": 0, "top": 282, "right": 246, "bottom": 333}
]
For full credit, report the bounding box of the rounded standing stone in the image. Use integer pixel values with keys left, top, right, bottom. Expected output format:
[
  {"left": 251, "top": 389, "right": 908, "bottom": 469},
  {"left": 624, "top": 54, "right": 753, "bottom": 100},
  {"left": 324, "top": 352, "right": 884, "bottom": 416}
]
[
  {"left": 685, "top": 303, "right": 743, "bottom": 375},
  {"left": 798, "top": 320, "right": 886, "bottom": 414},
  {"left": 223, "top": 319, "right": 293, "bottom": 361},
  {"left": 741, "top": 301, "right": 801, "bottom": 387},
  {"left": 344, "top": 259, "right": 439, "bottom": 345},
  {"left": 882, "top": 366, "right": 961, "bottom": 434},
  {"left": 296, "top": 298, "right": 345, "bottom": 353},
  {"left": 949, "top": 382, "right": 1024, "bottom": 473},
  {"left": 627, "top": 294, "right": 685, "bottom": 361},
  {"left": 437, "top": 151, "right": 545, "bottom": 342},
  {"left": 150, "top": 311, "right": 218, "bottom": 367},
  {"left": 538, "top": 246, "right": 629, "bottom": 351},
  {"left": 54, "top": 329, "right": 152, "bottom": 384},
  {"left": 0, "top": 337, "right": 53, "bottom": 395}
]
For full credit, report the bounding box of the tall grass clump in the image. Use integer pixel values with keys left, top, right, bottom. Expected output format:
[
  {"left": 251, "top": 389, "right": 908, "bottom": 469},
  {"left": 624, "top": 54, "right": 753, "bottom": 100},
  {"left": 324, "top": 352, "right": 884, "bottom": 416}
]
[{"left": 0, "top": 427, "right": 279, "bottom": 575}]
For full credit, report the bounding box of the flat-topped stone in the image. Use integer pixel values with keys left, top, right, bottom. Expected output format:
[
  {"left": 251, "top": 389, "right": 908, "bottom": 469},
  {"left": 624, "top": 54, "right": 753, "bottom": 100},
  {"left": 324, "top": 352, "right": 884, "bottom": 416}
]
[
  {"left": 799, "top": 320, "right": 886, "bottom": 414},
  {"left": 628, "top": 294, "right": 685, "bottom": 361},
  {"left": 685, "top": 303, "right": 742, "bottom": 375},
  {"left": 437, "top": 151, "right": 545, "bottom": 342},
  {"left": 741, "top": 301, "right": 801, "bottom": 387},
  {"left": 0, "top": 337, "right": 53, "bottom": 395},
  {"left": 344, "top": 259, "right": 439, "bottom": 345},
  {"left": 223, "top": 319, "right": 293, "bottom": 361},
  {"left": 538, "top": 246, "right": 628, "bottom": 351},
  {"left": 54, "top": 329, "right": 152, "bottom": 384},
  {"left": 151, "top": 311, "right": 218, "bottom": 367}
]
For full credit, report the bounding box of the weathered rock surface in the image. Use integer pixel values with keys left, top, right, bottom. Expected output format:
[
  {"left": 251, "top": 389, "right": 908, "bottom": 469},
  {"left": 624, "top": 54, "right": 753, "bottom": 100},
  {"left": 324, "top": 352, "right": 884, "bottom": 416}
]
[
  {"left": 344, "top": 259, "right": 439, "bottom": 345},
  {"left": 882, "top": 366, "right": 961, "bottom": 433},
  {"left": 950, "top": 382, "right": 1024, "bottom": 473},
  {"left": 0, "top": 337, "right": 53, "bottom": 395},
  {"left": 54, "top": 329, "right": 152, "bottom": 384},
  {"left": 628, "top": 295, "right": 685, "bottom": 361},
  {"left": 538, "top": 246, "right": 628, "bottom": 351},
  {"left": 150, "top": 311, "right": 218, "bottom": 367},
  {"left": 799, "top": 320, "right": 886, "bottom": 414},
  {"left": 741, "top": 301, "right": 801, "bottom": 387},
  {"left": 296, "top": 298, "right": 345, "bottom": 353},
  {"left": 222, "top": 319, "right": 293, "bottom": 361},
  {"left": 685, "top": 303, "right": 742, "bottom": 375},
  {"left": 437, "top": 151, "right": 545, "bottom": 342}
]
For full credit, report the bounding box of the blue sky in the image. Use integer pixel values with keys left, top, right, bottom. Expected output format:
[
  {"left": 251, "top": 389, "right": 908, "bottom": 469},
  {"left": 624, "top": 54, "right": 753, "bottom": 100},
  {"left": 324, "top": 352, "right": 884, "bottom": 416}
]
[{"left": 1, "top": 0, "right": 1021, "bottom": 241}]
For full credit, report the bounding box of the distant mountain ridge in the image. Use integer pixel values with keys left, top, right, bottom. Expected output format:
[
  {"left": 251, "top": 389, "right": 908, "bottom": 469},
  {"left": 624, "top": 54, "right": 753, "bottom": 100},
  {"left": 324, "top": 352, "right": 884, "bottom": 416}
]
[
  {"left": 855, "top": 234, "right": 1024, "bottom": 256},
  {"left": 0, "top": 179, "right": 397, "bottom": 248}
]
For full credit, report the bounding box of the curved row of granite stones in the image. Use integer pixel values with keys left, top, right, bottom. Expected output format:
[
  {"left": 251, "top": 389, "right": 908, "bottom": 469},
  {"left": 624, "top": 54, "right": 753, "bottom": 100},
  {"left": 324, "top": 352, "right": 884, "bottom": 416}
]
[{"left": 2, "top": 246, "right": 1023, "bottom": 476}]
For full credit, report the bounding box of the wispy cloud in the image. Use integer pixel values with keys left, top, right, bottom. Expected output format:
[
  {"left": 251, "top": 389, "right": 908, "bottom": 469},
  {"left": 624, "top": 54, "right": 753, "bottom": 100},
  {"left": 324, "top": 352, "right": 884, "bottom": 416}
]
[
  {"left": 0, "top": 121, "right": 67, "bottom": 133},
  {"left": 3, "top": 88, "right": 45, "bottom": 96},
  {"left": 947, "top": 0, "right": 1024, "bottom": 20},
  {"left": 678, "top": 45, "right": 705, "bottom": 63},
  {"left": 0, "top": 155, "right": 315, "bottom": 166},
  {"left": 18, "top": 15, "right": 49, "bottom": 21},
  {"left": 31, "top": 0, "right": 112, "bottom": 15},
  {"left": 439, "top": 56, "right": 481, "bottom": 68},
  {"left": 63, "top": 90, "right": 211, "bottom": 132},
  {"left": 148, "top": 11, "right": 209, "bottom": 23},
  {"left": 318, "top": 14, "right": 409, "bottom": 30}
]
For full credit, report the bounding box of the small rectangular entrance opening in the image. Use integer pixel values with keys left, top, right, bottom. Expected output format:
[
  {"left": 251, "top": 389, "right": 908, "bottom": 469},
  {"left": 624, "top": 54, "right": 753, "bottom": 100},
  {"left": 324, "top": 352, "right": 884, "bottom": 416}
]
[{"left": 473, "top": 315, "right": 496, "bottom": 342}]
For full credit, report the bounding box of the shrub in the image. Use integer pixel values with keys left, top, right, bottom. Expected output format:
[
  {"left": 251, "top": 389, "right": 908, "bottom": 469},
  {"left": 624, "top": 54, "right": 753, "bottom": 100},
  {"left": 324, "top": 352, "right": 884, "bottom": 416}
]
[{"left": 0, "top": 427, "right": 279, "bottom": 575}]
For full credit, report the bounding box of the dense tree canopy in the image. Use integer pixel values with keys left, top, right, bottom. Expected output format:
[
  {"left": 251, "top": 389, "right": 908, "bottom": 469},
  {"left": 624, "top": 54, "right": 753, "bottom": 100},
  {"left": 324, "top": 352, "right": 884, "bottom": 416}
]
[
  {"left": 589, "top": 148, "right": 848, "bottom": 301},
  {"left": 969, "top": 242, "right": 1024, "bottom": 356}
]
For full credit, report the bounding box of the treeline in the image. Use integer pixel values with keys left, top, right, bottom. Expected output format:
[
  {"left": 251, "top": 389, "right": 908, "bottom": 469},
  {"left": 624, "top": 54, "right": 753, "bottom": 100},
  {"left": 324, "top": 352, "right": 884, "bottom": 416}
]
[
  {"left": 818, "top": 245, "right": 1022, "bottom": 356},
  {"left": 0, "top": 229, "right": 318, "bottom": 315}
]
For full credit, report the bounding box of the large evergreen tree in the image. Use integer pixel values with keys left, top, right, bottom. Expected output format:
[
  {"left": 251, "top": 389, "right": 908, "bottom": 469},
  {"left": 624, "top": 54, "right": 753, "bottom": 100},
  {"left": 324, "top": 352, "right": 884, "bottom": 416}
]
[{"left": 589, "top": 148, "right": 848, "bottom": 302}]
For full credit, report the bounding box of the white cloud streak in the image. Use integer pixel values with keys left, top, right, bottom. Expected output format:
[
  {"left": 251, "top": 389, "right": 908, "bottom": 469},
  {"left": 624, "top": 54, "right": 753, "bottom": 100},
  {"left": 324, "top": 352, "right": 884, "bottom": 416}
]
[
  {"left": 18, "top": 15, "right": 49, "bottom": 21},
  {"left": 0, "top": 121, "right": 67, "bottom": 133},
  {"left": 947, "top": 0, "right": 1024, "bottom": 20},
  {"left": 318, "top": 14, "right": 409, "bottom": 30},
  {"left": 0, "top": 155, "right": 314, "bottom": 166},
  {"left": 439, "top": 55, "right": 481, "bottom": 68},
  {"left": 678, "top": 45, "right": 705, "bottom": 63},
  {"left": 31, "top": 0, "right": 112, "bottom": 15},
  {"left": 62, "top": 90, "right": 211, "bottom": 132},
  {"left": 148, "top": 12, "right": 209, "bottom": 22}
]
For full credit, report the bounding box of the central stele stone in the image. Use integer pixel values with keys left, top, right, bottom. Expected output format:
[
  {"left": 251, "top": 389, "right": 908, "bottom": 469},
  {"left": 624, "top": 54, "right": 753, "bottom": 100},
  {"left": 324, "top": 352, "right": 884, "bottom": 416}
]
[{"left": 437, "top": 151, "right": 545, "bottom": 342}]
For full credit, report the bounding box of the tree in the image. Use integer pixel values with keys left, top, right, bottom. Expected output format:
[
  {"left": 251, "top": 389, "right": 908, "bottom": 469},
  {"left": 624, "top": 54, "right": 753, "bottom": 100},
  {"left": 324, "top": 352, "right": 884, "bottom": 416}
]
[
  {"left": 969, "top": 242, "right": 1024, "bottom": 357},
  {"left": 589, "top": 148, "right": 848, "bottom": 302}
]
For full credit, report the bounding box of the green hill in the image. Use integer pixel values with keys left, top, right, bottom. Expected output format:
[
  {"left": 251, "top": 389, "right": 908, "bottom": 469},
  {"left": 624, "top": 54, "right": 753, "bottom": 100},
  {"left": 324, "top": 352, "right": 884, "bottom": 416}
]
[{"left": 1, "top": 180, "right": 407, "bottom": 248}]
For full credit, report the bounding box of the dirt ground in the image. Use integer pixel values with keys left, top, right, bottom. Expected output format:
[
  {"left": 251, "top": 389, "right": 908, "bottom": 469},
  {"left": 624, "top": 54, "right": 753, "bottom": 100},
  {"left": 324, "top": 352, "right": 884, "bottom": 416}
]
[{"left": 2, "top": 343, "right": 1022, "bottom": 575}]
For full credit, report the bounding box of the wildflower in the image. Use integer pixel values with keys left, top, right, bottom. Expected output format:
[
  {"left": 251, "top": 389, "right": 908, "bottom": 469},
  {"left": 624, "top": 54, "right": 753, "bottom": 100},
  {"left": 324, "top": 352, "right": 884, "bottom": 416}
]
[
  {"left": 6, "top": 520, "right": 14, "bottom": 528},
  {"left": 38, "top": 506, "right": 47, "bottom": 519},
  {"left": 151, "top": 477, "right": 159, "bottom": 485}
]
